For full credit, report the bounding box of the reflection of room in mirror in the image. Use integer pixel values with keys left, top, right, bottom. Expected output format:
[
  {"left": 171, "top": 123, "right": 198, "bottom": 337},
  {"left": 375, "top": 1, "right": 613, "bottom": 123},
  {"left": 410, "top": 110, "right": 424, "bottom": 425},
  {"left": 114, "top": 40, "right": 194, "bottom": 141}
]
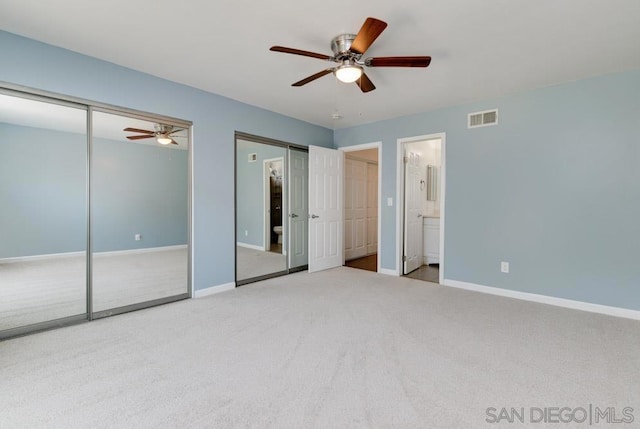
[
  {"left": 236, "top": 245, "right": 286, "bottom": 280},
  {"left": 91, "top": 111, "right": 189, "bottom": 311},
  {"left": 236, "top": 139, "right": 288, "bottom": 282},
  {"left": 235, "top": 137, "right": 308, "bottom": 284},
  {"left": 0, "top": 95, "right": 191, "bottom": 335},
  {"left": 0, "top": 93, "right": 88, "bottom": 331},
  {"left": 92, "top": 246, "right": 188, "bottom": 312},
  {"left": 0, "top": 254, "right": 86, "bottom": 330},
  {"left": 267, "top": 159, "right": 284, "bottom": 254}
]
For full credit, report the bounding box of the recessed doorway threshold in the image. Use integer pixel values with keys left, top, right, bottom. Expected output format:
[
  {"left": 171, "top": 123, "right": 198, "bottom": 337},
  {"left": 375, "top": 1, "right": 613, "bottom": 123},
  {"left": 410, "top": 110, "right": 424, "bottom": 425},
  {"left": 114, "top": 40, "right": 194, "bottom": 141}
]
[
  {"left": 344, "top": 254, "right": 377, "bottom": 272},
  {"left": 404, "top": 264, "right": 439, "bottom": 283}
]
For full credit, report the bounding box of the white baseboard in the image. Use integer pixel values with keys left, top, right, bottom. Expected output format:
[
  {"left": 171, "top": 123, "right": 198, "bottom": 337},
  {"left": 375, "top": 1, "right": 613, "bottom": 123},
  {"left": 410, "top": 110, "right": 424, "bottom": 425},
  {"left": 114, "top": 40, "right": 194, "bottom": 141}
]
[
  {"left": 379, "top": 268, "right": 399, "bottom": 276},
  {"left": 194, "top": 282, "right": 236, "bottom": 298},
  {"left": 0, "top": 251, "right": 84, "bottom": 263},
  {"left": 236, "top": 242, "right": 265, "bottom": 251},
  {"left": 442, "top": 279, "right": 640, "bottom": 321},
  {"left": 94, "top": 244, "right": 187, "bottom": 258},
  {"left": 0, "top": 244, "right": 187, "bottom": 263}
]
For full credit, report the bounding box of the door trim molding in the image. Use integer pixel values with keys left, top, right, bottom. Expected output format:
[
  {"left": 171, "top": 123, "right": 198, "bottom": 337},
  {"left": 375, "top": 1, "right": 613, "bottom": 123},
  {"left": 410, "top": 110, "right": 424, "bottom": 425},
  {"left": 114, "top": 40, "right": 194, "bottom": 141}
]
[
  {"left": 339, "top": 142, "right": 382, "bottom": 273},
  {"left": 263, "top": 157, "right": 284, "bottom": 252},
  {"left": 396, "top": 133, "right": 446, "bottom": 282}
]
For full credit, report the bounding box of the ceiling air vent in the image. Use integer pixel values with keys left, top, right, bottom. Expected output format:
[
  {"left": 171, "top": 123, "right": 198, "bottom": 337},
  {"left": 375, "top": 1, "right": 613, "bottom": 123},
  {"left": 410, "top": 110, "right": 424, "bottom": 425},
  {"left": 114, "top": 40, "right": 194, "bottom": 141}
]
[{"left": 468, "top": 109, "right": 498, "bottom": 128}]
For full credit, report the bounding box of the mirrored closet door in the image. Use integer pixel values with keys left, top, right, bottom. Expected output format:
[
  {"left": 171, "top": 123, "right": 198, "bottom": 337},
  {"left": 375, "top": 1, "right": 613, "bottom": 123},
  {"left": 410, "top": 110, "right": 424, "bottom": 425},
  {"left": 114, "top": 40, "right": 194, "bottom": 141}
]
[
  {"left": 235, "top": 135, "right": 308, "bottom": 285},
  {"left": 91, "top": 110, "right": 190, "bottom": 315},
  {"left": 0, "top": 91, "right": 88, "bottom": 336},
  {"left": 0, "top": 87, "right": 192, "bottom": 339}
]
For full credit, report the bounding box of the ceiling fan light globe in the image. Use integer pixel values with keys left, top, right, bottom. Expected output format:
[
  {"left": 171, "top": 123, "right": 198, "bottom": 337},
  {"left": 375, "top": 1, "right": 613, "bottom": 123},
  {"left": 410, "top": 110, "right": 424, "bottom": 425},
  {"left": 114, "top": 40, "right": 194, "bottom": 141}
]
[
  {"left": 335, "top": 65, "right": 362, "bottom": 83},
  {"left": 157, "top": 136, "right": 173, "bottom": 145}
]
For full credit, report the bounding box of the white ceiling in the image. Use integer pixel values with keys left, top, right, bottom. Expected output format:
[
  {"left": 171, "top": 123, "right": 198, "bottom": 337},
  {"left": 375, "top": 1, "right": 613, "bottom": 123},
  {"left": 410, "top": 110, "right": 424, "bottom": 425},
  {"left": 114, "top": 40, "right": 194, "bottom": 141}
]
[{"left": 1, "top": 0, "right": 639, "bottom": 129}]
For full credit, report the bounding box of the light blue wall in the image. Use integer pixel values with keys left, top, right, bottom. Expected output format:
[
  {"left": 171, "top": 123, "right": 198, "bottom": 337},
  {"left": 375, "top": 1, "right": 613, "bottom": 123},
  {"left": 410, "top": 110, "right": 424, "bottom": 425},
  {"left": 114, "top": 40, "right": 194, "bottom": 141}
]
[
  {"left": 335, "top": 69, "right": 640, "bottom": 311},
  {"left": 93, "top": 137, "right": 188, "bottom": 253},
  {"left": 0, "top": 30, "right": 333, "bottom": 290},
  {"left": 236, "top": 139, "right": 286, "bottom": 247},
  {"left": 0, "top": 122, "right": 188, "bottom": 258},
  {"left": 4, "top": 30, "right": 639, "bottom": 311},
  {"left": 0, "top": 123, "right": 86, "bottom": 258}
]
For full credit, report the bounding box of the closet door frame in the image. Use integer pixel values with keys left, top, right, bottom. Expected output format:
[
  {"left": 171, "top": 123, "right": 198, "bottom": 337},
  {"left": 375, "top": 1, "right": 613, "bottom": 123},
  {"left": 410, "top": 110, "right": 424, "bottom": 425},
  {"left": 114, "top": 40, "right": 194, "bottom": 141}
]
[
  {"left": 0, "top": 82, "right": 193, "bottom": 339},
  {"left": 234, "top": 132, "right": 308, "bottom": 286},
  {"left": 89, "top": 106, "right": 192, "bottom": 320}
]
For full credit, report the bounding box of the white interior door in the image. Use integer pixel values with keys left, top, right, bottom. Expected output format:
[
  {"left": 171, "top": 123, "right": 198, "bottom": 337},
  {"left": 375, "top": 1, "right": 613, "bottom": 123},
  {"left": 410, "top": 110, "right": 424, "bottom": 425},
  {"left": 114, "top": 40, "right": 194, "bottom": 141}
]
[
  {"left": 403, "top": 151, "right": 423, "bottom": 274},
  {"left": 366, "top": 162, "right": 378, "bottom": 255},
  {"left": 308, "top": 145, "right": 343, "bottom": 273},
  {"left": 344, "top": 158, "right": 367, "bottom": 260},
  {"left": 344, "top": 158, "right": 355, "bottom": 259},
  {"left": 288, "top": 149, "right": 308, "bottom": 269}
]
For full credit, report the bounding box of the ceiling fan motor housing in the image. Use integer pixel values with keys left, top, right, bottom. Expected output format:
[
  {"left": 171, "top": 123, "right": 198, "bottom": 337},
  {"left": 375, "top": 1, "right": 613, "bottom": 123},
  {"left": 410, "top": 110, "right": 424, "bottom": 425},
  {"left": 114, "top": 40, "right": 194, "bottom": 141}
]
[
  {"left": 154, "top": 123, "right": 174, "bottom": 134},
  {"left": 331, "top": 34, "right": 360, "bottom": 61}
]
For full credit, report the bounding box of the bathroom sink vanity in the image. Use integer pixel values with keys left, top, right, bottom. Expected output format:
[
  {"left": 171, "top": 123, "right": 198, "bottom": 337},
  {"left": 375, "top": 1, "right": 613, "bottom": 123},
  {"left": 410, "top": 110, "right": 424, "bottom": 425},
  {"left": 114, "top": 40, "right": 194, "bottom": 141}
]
[{"left": 423, "top": 215, "right": 440, "bottom": 265}]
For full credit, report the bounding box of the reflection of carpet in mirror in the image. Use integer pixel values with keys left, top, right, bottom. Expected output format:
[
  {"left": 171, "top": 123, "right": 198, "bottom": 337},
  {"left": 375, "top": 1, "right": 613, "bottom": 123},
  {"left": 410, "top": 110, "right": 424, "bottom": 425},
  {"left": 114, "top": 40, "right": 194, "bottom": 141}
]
[
  {"left": 0, "top": 246, "right": 188, "bottom": 331},
  {"left": 236, "top": 245, "right": 286, "bottom": 281}
]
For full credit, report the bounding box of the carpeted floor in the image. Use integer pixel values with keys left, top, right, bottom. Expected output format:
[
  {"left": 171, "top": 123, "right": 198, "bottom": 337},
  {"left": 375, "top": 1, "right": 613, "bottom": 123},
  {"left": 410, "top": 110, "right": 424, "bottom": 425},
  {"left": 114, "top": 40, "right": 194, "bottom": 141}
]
[
  {"left": 236, "top": 245, "right": 286, "bottom": 280},
  {"left": 1, "top": 267, "right": 638, "bottom": 428},
  {"left": 0, "top": 247, "right": 188, "bottom": 330}
]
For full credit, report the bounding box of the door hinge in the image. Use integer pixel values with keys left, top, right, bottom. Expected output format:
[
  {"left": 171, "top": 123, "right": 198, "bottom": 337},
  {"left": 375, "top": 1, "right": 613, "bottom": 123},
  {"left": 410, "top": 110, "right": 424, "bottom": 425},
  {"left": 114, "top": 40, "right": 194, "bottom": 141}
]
[
  {"left": 403, "top": 255, "right": 407, "bottom": 262},
  {"left": 403, "top": 156, "right": 409, "bottom": 164}
]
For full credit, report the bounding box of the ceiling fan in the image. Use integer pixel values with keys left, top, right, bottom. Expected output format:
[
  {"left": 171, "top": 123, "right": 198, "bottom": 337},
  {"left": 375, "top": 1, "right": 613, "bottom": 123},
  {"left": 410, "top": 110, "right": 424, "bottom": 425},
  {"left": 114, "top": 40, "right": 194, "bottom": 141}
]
[
  {"left": 270, "top": 17, "right": 431, "bottom": 93},
  {"left": 123, "top": 124, "right": 184, "bottom": 145}
]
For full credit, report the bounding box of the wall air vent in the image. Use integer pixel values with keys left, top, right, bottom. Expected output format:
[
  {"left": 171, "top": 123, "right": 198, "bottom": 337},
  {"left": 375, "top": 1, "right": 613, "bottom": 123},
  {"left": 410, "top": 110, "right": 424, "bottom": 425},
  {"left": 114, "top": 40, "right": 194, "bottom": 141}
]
[
  {"left": 248, "top": 153, "right": 257, "bottom": 162},
  {"left": 468, "top": 109, "right": 498, "bottom": 128}
]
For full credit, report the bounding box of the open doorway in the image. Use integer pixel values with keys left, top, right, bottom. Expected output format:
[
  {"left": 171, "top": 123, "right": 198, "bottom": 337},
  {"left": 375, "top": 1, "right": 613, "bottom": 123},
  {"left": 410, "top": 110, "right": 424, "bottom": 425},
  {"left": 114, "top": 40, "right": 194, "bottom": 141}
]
[
  {"left": 397, "top": 134, "right": 445, "bottom": 284},
  {"left": 340, "top": 144, "right": 381, "bottom": 273},
  {"left": 263, "top": 157, "right": 284, "bottom": 254}
]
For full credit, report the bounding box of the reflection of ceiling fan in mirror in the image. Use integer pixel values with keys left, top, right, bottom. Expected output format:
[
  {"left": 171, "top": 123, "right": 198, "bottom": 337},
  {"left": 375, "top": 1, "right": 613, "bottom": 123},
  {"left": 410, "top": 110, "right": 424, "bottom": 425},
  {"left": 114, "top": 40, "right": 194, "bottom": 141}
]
[
  {"left": 123, "top": 124, "right": 184, "bottom": 145},
  {"left": 270, "top": 17, "right": 432, "bottom": 93}
]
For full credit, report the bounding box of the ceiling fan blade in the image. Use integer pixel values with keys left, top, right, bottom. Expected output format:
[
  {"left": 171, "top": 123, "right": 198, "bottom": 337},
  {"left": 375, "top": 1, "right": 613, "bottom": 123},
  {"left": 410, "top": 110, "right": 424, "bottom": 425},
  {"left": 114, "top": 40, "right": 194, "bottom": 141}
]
[
  {"left": 123, "top": 127, "right": 154, "bottom": 134},
  {"left": 126, "top": 135, "right": 155, "bottom": 140},
  {"left": 292, "top": 69, "right": 334, "bottom": 87},
  {"left": 366, "top": 56, "right": 432, "bottom": 67},
  {"left": 170, "top": 139, "right": 179, "bottom": 145},
  {"left": 355, "top": 73, "right": 376, "bottom": 93},
  {"left": 350, "top": 17, "right": 388, "bottom": 55},
  {"left": 270, "top": 46, "right": 331, "bottom": 61}
]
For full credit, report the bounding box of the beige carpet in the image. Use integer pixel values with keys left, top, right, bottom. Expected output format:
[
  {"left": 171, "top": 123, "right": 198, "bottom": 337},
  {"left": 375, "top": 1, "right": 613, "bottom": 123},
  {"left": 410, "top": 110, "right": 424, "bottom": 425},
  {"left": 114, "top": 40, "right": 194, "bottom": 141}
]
[
  {"left": 1, "top": 267, "right": 638, "bottom": 428},
  {"left": 236, "top": 245, "right": 286, "bottom": 280},
  {"left": 0, "top": 247, "right": 188, "bottom": 330}
]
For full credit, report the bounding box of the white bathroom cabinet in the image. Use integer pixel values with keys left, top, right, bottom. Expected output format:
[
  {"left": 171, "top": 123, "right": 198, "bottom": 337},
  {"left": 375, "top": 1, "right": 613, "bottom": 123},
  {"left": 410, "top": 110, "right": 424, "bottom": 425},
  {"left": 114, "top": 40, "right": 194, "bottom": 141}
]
[{"left": 423, "top": 216, "right": 440, "bottom": 265}]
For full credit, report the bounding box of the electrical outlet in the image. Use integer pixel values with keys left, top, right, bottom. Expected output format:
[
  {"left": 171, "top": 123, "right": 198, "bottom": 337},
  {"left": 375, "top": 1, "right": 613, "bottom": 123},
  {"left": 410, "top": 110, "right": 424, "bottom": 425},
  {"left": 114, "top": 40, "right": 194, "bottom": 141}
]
[
  {"left": 135, "top": 234, "right": 142, "bottom": 241},
  {"left": 387, "top": 197, "right": 393, "bottom": 206},
  {"left": 244, "top": 230, "right": 248, "bottom": 236},
  {"left": 501, "top": 261, "right": 509, "bottom": 273}
]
